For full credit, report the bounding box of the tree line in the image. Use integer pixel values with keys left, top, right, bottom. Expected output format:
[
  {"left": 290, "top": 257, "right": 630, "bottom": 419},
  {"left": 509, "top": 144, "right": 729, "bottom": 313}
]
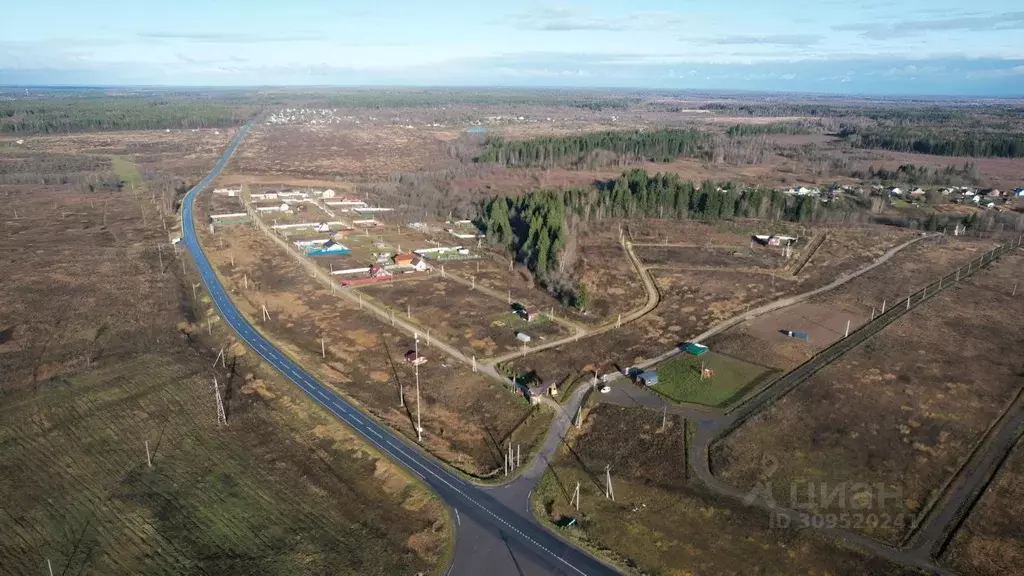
[
  {"left": 480, "top": 168, "right": 859, "bottom": 304},
  {"left": 476, "top": 129, "right": 712, "bottom": 168},
  {"left": 840, "top": 126, "right": 1024, "bottom": 158},
  {"left": 726, "top": 123, "right": 812, "bottom": 137},
  {"left": 1, "top": 96, "right": 255, "bottom": 133},
  {"left": 866, "top": 162, "right": 980, "bottom": 186}
]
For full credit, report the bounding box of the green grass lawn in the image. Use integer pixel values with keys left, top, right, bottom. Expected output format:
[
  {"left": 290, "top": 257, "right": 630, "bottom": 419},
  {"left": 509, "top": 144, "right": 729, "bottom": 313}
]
[
  {"left": 111, "top": 156, "right": 143, "bottom": 190},
  {"left": 651, "top": 351, "right": 776, "bottom": 407}
]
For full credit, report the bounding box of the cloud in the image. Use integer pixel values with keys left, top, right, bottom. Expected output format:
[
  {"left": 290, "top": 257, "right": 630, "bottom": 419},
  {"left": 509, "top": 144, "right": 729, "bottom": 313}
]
[
  {"left": 833, "top": 10, "right": 1024, "bottom": 40},
  {"left": 139, "top": 31, "right": 327, "bottom": 43},
  {"left": 510, "top": 7, "right": 684, "bottom": 31},
  {"left": 704, "top": 34, "right": 823, "bottom": 47}
]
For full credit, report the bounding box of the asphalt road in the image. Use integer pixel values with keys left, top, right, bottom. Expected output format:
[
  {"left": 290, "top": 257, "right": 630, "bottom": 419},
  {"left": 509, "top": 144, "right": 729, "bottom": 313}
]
[{"left": 181, "top": 125, "right": 618, "bottom": 576}]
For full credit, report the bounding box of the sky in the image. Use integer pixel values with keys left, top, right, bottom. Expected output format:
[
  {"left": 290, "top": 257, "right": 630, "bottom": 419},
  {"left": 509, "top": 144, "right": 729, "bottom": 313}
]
[{"left": 2, "top": 1, "right": 1023, "bottom": 95}]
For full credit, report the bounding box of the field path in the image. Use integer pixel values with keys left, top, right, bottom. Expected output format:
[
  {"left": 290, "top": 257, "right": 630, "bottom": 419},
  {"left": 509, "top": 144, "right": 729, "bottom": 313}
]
[{"left": 488, "top": 231, "right": 660, "bottom": 365}]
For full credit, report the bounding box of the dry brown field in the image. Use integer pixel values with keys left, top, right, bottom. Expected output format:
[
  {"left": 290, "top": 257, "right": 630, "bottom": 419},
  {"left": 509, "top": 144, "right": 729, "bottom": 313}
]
[
  {"left": 194, "top": 195, "right": 552, "bottom": 477},
  {"left": 714, "top": 249, "right": 1024, "bottom": 545},
  {"left": 0, "top": 133, "right": 448, "bottom": 575},
  {"left": 945, "top": 438, "right": 1024, "bottom": 576},
  {"left": 533, "top": 404, "right": 916, "bottom": 576}
]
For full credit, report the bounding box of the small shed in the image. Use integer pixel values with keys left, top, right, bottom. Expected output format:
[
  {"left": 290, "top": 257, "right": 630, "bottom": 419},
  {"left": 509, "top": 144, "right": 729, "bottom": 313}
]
[
  {"left": 638, "top": 371, "right": 659, "bottom": 387},
  {"left": 515, "top": 331, "right": 531, "bottom": 343},
  {"left": 404, "top": 351, "right": 427, "bottom": 365},
  {"left": 683, "top": 343, "right": 709, "bottom": 356}
]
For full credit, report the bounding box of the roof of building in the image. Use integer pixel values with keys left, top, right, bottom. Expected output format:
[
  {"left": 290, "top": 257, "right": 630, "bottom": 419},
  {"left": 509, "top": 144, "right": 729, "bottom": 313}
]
[{"left": 683, "top": 343, "right": 709, "bottom": 356}]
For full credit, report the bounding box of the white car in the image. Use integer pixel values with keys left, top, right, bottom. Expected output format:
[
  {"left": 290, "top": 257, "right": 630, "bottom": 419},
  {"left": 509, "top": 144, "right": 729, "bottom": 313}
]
[{"left": 599, "top": 385, "right": 611, "bottom": 394}]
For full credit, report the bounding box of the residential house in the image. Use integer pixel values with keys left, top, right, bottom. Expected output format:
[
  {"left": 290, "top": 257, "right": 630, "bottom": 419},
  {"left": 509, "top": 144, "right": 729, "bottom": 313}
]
[
  {"left": 889, "top": 187, "right": 903, "bottom": 196},
  {"left": 909, "top": 188, "right": 926, "bottom": 197},
  {"left": 410, "top": 256, "right": 429, "bottom": 272},
  {"left": 369, "top": 263, "right": 391, "bottom": 278},
  {"left": 985, "top": 189, "right": 1002, "bottom": 198},
  {"left": 393, "top": 253, "right": 415, "bottom": 266}
]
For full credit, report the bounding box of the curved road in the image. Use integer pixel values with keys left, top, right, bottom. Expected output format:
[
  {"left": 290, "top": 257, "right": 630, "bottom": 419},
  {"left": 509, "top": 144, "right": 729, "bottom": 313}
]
[{"left": 181, "top": 125, "right": 618, "bottom": 576}]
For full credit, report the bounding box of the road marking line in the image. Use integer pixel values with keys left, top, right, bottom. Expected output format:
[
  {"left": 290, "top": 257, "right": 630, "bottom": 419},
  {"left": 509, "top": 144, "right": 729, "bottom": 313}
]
[{"left": 183, "top": 124, "right": 595, "bottom": 576}]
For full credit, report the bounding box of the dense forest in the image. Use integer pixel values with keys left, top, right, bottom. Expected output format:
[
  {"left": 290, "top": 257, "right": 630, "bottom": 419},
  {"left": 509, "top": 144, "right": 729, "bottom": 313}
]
[
  {"left": 839, "top": 126, "right": 1024, "bottom": 158},
  {"left": 0, "top": 95, "right": 257, "bottom": 133},
  {"left": 480, "top": 169, "right": 854, "bottom": 303},
  {"left": 726, "top": 123, "right": 813, "bottom": 137},
  {"left": 866, "top": 162, "right": 980, "bottom": 186},
  {"left": 477, "top": 129, "right": 712, "bottom": 168}
]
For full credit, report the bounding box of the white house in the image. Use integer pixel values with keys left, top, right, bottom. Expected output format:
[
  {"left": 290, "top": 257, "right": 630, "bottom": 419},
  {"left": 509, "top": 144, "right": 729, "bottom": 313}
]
[
  {"left": 986, "top": 189, "right": 1002, "bottom": 198},
  {"left": 256, "top": 202, "right": 291, "bottom": 212},
  {"left": 889, "top": 187, "right": 903, "bottom": 196}
]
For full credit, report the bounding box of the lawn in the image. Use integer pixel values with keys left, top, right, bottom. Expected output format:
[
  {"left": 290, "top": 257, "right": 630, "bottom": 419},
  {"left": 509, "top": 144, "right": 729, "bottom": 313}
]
[
  {"left": 111, "top": 155, "right": 143, "bottom": 189},
  {"left": 652, "top": 351, "right": 776, "bottom": 407}
]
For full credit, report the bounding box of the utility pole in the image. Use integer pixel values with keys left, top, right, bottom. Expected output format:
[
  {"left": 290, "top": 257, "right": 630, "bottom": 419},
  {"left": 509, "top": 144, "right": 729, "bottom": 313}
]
[
  {"left": 214, "top": 377, "right": 227, "bottom": 425},
  {"left": 881, "top": 299, "right": 886, "bottom": 313},
  {"left": 575, "top": 406, "right": 582, "bottom": 428},
  {"left": 604, "top": 465, "right": 615, "bottom": 501},
  {"left": 571, "top": 482, "right": 581, "bottom": 511},
  {"left": 145, "top": 440, "right": 152, "bottom": 468},
  {"left": 661, "top": 404, "right": 667, "bottom": 430},
  {"left": 844, "top": 319, "right": 851, "bottom": 338},
  {"left": 321, "top": 337, "right": 326, "bottom": 358},
  {"left": 157, "top": 244, "right": 163, "bottom": 271},
  {"left": 1013, "top": 282, "right": 1018, "bottom": 297},
  {"left": 261, "top": 304, "right": 270, "bottom": 322},
  {"left": 870, "top": 307, "right": 875, "bottom": 321},
  {"left": 192, "top": 282, "right": 200, "bottom": 300},
  {"left": 47, "top": 559, "right": 53, "bottom": 576},
  {"left": 414, "top": 334, "right": 422, "bottom": 441},
  {"left": 472, "top": 355, "right": 476, "bottom": 372}
]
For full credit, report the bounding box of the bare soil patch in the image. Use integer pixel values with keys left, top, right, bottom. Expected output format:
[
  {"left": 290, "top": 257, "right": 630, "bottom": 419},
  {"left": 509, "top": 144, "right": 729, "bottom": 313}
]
[{"left": 357, "top": 277, "right": 571, "bottom": 358}]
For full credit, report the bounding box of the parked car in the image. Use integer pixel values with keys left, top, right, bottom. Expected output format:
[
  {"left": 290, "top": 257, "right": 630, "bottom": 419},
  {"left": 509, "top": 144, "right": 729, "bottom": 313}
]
[{"left": 599, "top": 385, "right": 611, "bottom": 394}]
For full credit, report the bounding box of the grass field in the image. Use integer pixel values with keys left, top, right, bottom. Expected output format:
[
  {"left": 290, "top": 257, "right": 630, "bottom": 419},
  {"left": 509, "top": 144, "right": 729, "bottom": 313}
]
[
  {"left": 944, "top": 437, "right": 1024, "bottom": 575},
  {"left": 111, "top": 155, "right": 143, "bottom": 189},
  {"left": 651, "top": 351, "right": 776, "bottom": 407},
  {"left": 531, "top": 404, "right": 915, "bottom": 575},
  {"left": 0, "top": 141, "right": 449, "bottom": 575},
  {"left": 714, "top": 249, "right": 1024, "bottom": 545},
  {"left": 0, "top": 351, "right": 448, "bottom": 575},
  {"left": 195, "top": 201, "right": 553, "bottom": 478}
]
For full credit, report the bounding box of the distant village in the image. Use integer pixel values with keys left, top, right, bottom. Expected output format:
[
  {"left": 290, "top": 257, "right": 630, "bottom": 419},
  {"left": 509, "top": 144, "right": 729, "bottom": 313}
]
[{"left": 782, "top": 183, "right": 1024, "bottom": 211}]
